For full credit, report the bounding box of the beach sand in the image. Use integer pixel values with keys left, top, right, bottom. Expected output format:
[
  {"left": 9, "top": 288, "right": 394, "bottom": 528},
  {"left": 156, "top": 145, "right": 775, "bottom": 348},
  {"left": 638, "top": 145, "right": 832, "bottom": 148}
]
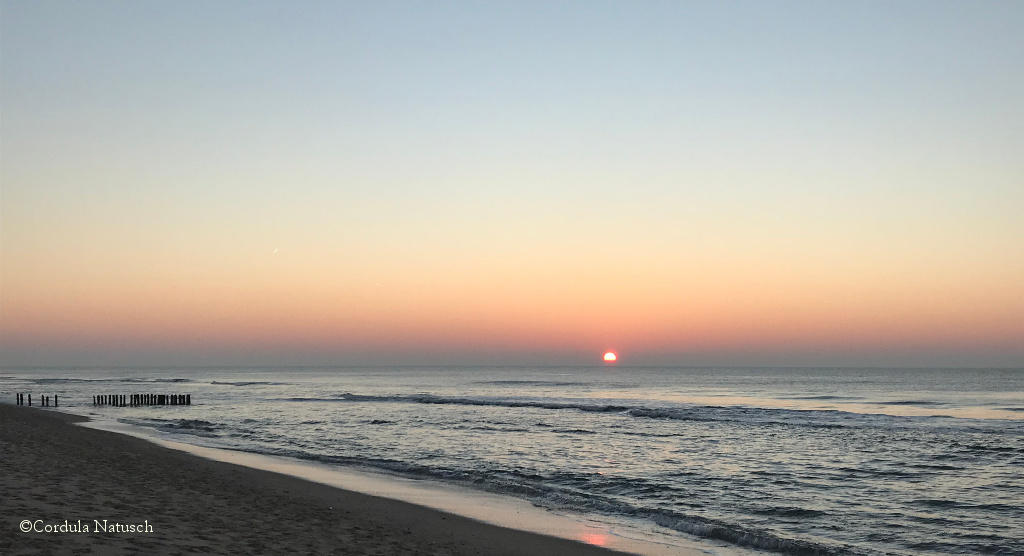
[{"left": 0, "top": 405, "right": 632, "bottom": 555}]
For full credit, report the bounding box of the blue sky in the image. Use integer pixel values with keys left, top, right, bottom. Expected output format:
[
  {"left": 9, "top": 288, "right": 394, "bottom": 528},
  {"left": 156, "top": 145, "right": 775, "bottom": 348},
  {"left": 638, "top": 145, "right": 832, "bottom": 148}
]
[{"left": 2, "top": 1, "right": 1022, "bottom": 366}]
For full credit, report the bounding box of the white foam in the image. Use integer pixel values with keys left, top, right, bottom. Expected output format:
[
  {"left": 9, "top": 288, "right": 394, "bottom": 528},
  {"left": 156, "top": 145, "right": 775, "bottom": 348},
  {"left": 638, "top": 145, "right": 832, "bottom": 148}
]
[{"left": 79, "top": 415, "right": 759, "bottom": 556}]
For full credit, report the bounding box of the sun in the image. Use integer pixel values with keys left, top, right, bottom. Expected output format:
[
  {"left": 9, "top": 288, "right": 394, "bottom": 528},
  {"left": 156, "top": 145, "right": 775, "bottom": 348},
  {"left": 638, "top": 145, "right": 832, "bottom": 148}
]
[{"left": 603, "top": 351, "right": 617, "bottom": 363}]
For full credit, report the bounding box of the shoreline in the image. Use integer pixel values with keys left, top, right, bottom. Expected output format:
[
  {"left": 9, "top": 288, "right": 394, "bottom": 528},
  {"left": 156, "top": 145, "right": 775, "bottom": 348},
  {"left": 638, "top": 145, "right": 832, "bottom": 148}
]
[
  {"left": 1, "top": 404, "right": 715, "bottom": 555},
  {"left": 0, "top": 404, "right": 640, "bottom": 555},
  {"left": 79, "top": 421, "right": 716, "bottom": 556}
]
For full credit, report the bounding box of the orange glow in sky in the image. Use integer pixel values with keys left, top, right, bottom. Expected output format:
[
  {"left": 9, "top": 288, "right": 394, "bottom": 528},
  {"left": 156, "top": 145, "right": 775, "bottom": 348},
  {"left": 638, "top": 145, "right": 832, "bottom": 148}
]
[{"left": 1, "top": 3, "right": 1022, "bottom": 368}]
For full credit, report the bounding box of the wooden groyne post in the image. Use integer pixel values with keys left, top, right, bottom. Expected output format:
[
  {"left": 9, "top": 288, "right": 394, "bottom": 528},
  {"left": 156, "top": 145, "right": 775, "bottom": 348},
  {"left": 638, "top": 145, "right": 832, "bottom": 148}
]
[{"left": 91, "top": 393, "right": 192, "bottom": 406}]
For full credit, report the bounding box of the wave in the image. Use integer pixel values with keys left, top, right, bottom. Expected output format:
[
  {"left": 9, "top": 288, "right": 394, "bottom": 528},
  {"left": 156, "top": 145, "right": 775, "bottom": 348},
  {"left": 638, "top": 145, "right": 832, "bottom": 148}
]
[
  {"left": 109, "top": 417, "right": 840, "bottom": 553},
  {"left": 285, "top": 394, "right": 631, "bottom": 412},
  {"left": 907, "top": 463, "right": 965, "bottom": 471},
  {"left": 201, "top": 442, "right": 851, "bottom": 555},
  {"left": 473, "top": 380, "right": 588, "bottom": 386},
  {"left": 955, "top": 443, "right": 1023, "bottom": 454},
  {"left": 119, "top": 417, "right": 220, "bottom": 437},
  {"left": 455, "top": 424, "right": 531, "bottom": 433},
  {"left": 870, "top": 400, "right": 945, "bottom": 406},
  {"left": 912, "top": 498, "right": 959, "bottom": 508},
  {"left": 279, "top": 393, "right": 888, "bottom": 430},
  {"left": 647, "top": 510, "right": 844, "bottom": 555},
  {"left": 751, "top": 506, "right": 827, "bottom": 518},
  {"left": 30, "top": 378, "right": 120, "bottom": 383},
  {"left": 29, "top": 377, "right": 193, "bottom": 384},
  {"left": 910, "top": 499, "right": 1020, "bottom": 513},
  {"left": 210, "top": 381, "right": 290, "bottom": 386},
  {"left": 788, "top": 395, "right": 863, "bottom": 401}
]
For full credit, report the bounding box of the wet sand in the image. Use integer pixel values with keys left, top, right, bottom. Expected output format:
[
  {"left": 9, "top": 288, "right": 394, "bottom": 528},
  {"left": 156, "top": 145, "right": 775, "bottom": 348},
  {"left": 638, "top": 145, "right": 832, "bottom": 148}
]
[{"left": 0, "top": 404, "right": 632, "bottom": 555}]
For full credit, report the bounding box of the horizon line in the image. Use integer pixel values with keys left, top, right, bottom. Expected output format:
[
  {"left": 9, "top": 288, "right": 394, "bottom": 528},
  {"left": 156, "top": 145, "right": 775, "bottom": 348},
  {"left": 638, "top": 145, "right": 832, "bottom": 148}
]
[{"left": 2, "top": 364, "right": 1022, "bottom": 371}]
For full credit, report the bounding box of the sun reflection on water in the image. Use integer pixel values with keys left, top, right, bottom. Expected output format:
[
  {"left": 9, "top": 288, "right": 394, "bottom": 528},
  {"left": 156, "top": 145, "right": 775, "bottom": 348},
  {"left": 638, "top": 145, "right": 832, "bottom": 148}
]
[{"left": 579, "top": 532, "right": 608, "bottom": 547}]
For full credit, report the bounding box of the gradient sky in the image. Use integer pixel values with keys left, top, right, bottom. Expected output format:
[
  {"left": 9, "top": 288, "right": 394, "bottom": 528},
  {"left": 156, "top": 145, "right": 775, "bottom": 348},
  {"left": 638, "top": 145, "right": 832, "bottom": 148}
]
[{"left": 2, "top": 1, "right": 1022, "bottom": 367}]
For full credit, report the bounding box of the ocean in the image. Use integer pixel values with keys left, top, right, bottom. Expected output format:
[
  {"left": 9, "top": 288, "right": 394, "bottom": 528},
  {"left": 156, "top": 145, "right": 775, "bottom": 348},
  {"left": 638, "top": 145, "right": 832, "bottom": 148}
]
[{"left": 2, "top": 366, "right": 1021, "bottom": 555}]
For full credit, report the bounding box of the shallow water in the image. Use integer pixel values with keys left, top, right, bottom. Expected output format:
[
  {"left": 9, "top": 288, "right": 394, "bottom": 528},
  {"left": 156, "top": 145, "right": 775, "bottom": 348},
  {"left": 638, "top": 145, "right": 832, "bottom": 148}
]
[{"left": 3, "top": 366, "right": 1022, "bottom": 555}]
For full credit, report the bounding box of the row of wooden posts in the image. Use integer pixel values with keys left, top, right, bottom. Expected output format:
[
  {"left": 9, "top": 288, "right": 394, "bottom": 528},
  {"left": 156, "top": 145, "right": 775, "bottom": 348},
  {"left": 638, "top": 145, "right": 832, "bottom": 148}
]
[
  {"left": 12, "top": 393, "right": 191, "bottom": 407},
  {"left": 14, "top": 393, "right": 56, "bottom": 407},
  {"left": 94, "top": 393, "right": 191, "bottom": 406}
]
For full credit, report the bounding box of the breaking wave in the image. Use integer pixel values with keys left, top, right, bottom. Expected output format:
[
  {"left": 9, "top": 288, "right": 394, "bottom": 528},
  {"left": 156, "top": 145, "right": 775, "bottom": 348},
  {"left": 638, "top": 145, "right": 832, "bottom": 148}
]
[
  {"left": 210, "top": 381, "right": 291, "bottom": 386},
  {"left": 119, "top": 417, "right": 221, "bottom": 437},
  {"left": 279, "top": 393, "right": 898, "bottom": 430}
]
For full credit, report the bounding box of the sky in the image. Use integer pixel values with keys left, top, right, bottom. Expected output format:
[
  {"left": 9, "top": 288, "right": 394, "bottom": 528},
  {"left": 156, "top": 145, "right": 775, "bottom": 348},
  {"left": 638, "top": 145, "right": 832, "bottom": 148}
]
[{"left": 2, "top": 1, "right": 1022, "bottom": 367}]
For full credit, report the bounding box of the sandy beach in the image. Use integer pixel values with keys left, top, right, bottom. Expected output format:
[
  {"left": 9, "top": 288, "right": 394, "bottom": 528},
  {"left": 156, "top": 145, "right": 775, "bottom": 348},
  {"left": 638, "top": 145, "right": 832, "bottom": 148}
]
[{"left": 0, "top": 404, "right": 632, "bottom": 555}]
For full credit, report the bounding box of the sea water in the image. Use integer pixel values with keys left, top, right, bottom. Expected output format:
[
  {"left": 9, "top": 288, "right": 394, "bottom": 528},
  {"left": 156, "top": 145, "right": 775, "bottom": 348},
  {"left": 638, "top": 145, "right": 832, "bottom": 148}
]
[{"left": 2, "top": 367, "right": 1021, "bottom": 555}]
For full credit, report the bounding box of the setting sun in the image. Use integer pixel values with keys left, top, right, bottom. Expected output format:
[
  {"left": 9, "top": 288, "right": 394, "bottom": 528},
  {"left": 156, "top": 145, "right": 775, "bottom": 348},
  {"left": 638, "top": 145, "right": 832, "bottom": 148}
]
[{"left": 1, "top": 4, "right": 1020, "bottom": 556}]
